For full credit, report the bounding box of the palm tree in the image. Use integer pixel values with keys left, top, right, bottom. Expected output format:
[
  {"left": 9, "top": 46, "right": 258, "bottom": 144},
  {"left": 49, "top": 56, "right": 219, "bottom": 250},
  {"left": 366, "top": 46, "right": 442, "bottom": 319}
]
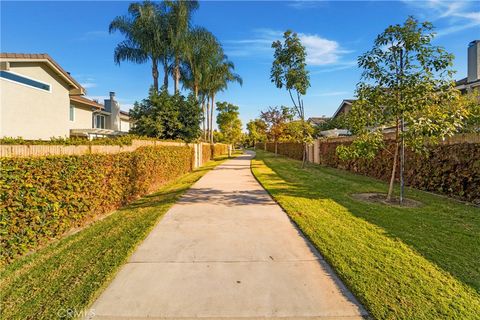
[
  {"left": 165, "top": 0, "right": 199, "bottom": 93},
  {"left": 180, "top": 27, "right": 220, "bottom": 139},
  {"left": 204, "top": 52, "right": 243, "bottom": 143},
  {"left": 109, "top": 1, "right": 169, "bottom": 92}
]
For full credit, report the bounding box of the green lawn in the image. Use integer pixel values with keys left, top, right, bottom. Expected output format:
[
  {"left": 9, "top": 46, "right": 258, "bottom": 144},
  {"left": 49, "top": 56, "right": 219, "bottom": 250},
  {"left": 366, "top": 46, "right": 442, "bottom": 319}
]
[
  {"left": 0, "top": 156, "right": 228, "bottom": 320},
  {"left": 251, "top": 150, "right": 480, "bottom": 320}
]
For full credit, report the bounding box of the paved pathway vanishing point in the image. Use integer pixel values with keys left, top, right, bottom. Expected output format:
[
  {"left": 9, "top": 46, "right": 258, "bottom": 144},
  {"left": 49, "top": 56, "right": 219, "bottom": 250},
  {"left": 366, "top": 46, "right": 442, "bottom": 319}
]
[{"left": 89, "top": 151, "right": 368, "bottom": 319}]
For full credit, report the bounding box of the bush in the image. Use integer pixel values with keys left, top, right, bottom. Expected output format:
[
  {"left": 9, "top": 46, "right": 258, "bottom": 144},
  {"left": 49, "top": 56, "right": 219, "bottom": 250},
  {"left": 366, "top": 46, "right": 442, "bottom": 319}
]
[
  {"left": 213, "top": 144, "right": 229, "bottom": 157},
  {"left": 0, "top": 145, "right": 193, "bottom": 263},
  {"left": 202, "top": 144, "right": 212, "bottom": 164},
  {"left": 0, "top": 135, "right": 162, "bottom": 146}
]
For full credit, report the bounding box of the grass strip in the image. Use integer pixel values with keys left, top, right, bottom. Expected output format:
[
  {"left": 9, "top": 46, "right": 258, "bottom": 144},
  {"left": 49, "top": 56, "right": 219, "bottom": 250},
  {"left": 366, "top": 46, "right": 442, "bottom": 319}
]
[
  {"left": 0, "top": 156, "right": 229, "bottom": 320},
  {"left": 251, "top": 150, "right": 480, "bottom": 319}
]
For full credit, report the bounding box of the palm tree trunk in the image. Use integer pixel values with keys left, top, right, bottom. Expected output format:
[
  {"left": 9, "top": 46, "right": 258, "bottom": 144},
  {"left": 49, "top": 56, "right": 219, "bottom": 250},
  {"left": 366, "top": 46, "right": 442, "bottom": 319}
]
[
  {"left": 152, "top": 58, "right": 159, "bottom": 92},
  {"left": 174, "top": 56, "right": 180, "bottom": 93},
  {"left": 163, "top": 57, "right": 169, "bottom": 89},
  {"left": 205, "top": 96, "right": 210, "bottom": 141},
  {"left": 210, "top": 93, "right": 215, "bottom": 143}
]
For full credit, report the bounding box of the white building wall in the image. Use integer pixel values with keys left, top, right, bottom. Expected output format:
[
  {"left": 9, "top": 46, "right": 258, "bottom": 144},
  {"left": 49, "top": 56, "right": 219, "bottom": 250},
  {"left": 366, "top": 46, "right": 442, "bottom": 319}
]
[
  {"left": 120, "top": 119, "right": 130, "bottom": 132},
  {"left": 0, "top": 62, "right": 73, "bottom": 140}
]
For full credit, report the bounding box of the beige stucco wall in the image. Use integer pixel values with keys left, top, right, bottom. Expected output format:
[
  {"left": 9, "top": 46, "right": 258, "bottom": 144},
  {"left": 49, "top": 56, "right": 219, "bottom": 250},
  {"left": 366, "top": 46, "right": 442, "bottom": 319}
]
[
  {"left": 70, "top": 103, "right": 94, "bottom": 130},
  {"left": 120, "top": 119, "right": 130, "bottom": 132},
  {"left": 0, "top": 62, "right": 92, "bottom": 140}
]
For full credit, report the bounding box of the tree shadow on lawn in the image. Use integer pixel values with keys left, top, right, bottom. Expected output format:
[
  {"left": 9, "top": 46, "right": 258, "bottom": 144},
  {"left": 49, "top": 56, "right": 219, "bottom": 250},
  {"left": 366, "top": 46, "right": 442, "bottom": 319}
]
[{"left": 255, "top": 154, "right": 480, "bottom": 294}]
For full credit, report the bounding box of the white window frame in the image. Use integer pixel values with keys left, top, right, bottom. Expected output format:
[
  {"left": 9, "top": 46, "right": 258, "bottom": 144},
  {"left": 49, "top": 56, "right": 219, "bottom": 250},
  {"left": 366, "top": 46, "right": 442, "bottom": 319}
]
[
  {"left": 0, "top": 70, "right": 52, "bottom": 93},
  {"left": 69, "top": 105, "right": 75, "bottom": 122},
  {"left": 94, "top": 114, "right": 106, "bottom": 129}
]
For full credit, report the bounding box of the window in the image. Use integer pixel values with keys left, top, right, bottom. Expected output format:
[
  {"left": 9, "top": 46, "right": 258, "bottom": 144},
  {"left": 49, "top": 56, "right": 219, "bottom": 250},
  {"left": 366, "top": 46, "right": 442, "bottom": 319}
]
[
  {"left": 69, "top": 105, "right": 75, "bottom": 121},
  {"left": 94, "top": 114, "right": 105, "bottom": 129},
  {"left": 0, "top": 70, "right": 51, "bottom": 92}
]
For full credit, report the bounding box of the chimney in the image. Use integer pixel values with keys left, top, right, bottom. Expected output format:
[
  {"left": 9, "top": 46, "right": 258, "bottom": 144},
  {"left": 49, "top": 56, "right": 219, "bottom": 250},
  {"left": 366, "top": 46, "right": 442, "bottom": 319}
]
[
  {"left": 467, "top": 40, "right": 480, "bottom": 83},
  {"left": 104, "top": 91, "right": 121, "bottom": 131}
]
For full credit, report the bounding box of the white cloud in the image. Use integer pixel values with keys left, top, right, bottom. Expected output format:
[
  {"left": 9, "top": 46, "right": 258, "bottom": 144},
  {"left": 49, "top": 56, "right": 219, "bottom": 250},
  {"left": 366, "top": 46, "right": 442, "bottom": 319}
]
[
  {"left": 225, "top": 28, "right": 352, "bottom": 67},
  {"left": 80, "top": 82, "right": 97, "bottom": 89},
  {"left": 402, "top": 0, "right": 480, "bottom": 36},
  {"left": 286, "top": 1, "right": 327, "bottom": 10}
]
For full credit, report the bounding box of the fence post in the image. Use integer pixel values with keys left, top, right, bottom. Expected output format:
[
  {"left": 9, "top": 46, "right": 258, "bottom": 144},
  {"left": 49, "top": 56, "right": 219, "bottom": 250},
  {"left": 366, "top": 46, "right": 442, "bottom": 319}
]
[
  {"left": 228, "top": 145, "right": 232, "bottom": 157},
  {"left": 314, "top": 139, "right": 320, "bottom": 164}
]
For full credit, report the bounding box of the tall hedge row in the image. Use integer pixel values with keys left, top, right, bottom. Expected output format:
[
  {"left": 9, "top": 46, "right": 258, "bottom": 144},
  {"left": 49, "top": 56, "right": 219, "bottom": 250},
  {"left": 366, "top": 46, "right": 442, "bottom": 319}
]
[
  {"left": 257, "top": 141, "right": 480, "bottom": 203},
  {"left": 0, "top": 145, "right": 193, "bottom": 263},
  {"left": 202, "top": 144, "right": 212, "bottom": 165},
  {"left": 213, "top": 144, "right": 229, "bottom": 158}
]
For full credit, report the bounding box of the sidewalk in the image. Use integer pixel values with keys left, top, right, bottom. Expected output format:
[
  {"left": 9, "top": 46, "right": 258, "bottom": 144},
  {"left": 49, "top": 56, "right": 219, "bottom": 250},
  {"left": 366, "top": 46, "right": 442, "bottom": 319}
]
[{"left": 88, "top": 151, "right": 368, "bottom": 319}]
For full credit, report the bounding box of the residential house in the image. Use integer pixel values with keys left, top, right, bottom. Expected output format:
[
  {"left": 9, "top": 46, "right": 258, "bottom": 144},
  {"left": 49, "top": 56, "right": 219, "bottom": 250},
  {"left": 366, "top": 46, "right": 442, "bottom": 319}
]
[
  {"left": 455, "top": 40, "right": 480, "bottom": 93},
  {"left": 0, "top": 53, "right": 132, "bottom": 140},
  {"left": 307, "top": 116, "right": 330, "bottom": 126},
  {"left": 331, "top": 99, "right": 355, "bottom": 120}
]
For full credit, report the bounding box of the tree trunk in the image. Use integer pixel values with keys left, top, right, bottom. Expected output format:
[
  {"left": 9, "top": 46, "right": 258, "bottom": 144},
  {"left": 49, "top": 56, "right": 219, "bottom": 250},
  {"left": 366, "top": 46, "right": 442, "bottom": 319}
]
[
  {"left": 152, "top": 58, "right": 159, "bottom": 92},
  {"left": 274, "top": 140, "right": 278, "bottom": 156},
  {"left": 210, "top": 93, "right": 215, "bottom": 143},
  {"left": 174, "top": 56, "right": 180, "bottom": 94},
  {"left": 387, "top": 120, "right": 400, "bottom": 201},
  {"left": 202, "top": 99, "right": 206, "bottom": 141},
  {"left": 205, "top": 96, "right": 210, "bottom": 141},
  {"left": 163, "top": 57, "right": 169, "bottom": 89},
  {"left": 302, "top": 142, "right": 307, "bottom": 168}
]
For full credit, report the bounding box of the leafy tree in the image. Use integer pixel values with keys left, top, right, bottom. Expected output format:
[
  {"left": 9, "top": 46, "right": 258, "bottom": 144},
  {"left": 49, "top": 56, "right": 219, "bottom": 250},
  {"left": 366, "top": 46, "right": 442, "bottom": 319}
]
[
  {"left": 109, "top": 1, "right": 169, "bottom": 92},
  {"left": 313, "top": 114, "right": 348, "bottom": 136},
  {"left": 260, "top": 106, "right": 294, "bottom": 155},
  {"left": 336, "top": 17, "right": 467, "bottom": 203},
  {"left": 460, "top": 89, "right": 480, "bottom": 132},
  {"left": 216, "top": 101, "right": 243, "bottom": 146},
  {"left": 282, "top": 120, "right": 314, "bottom": 143},
  {"left": 246, "top": 119, "right": 267, "bottom": 147},
  {"left": 130, "top": 88, "right": 201, "bottom": 142},
  {"left": 271, "top": 30, "right": 311, "bottom": 166}
]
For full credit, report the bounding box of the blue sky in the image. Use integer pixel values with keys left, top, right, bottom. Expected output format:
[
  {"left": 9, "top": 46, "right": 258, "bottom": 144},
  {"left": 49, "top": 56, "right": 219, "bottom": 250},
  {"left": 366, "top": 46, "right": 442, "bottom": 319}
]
[{"left": 1, "top": 1, "right": 479, "bottom": 127}]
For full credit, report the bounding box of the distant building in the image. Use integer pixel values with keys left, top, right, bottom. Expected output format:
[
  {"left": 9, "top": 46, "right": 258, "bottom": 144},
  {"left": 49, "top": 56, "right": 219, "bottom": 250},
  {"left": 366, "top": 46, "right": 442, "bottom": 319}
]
[
  {"left": 455, "top": 40, "right": 480, "bottom": 93},
  {"left": 307, "top": 116, "right": 330, "bottom": 126},
  {"left": 0, "top": 53, "right": 132, "bottom": 140},
  {"left": 332, "top": 99, "right": 355, "bottom": 120}
]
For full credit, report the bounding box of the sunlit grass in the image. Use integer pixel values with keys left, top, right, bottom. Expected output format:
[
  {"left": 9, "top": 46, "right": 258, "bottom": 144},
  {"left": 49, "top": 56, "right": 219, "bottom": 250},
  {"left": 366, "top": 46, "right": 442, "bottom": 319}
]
[{"left": 252, "top": 150, "right": 480, "bottom": 319}]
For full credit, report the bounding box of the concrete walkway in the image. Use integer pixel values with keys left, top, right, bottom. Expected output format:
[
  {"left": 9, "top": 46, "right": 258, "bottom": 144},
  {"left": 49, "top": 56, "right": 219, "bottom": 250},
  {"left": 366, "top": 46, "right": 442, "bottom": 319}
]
[{"left": 89, "top": 152, "right": 367, "bottom": 319}]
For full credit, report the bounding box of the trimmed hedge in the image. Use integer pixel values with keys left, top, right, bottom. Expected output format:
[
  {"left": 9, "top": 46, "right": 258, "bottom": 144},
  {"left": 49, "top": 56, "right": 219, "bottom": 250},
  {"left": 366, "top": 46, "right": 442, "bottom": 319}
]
[
  {"left": 202, "top": 144, "right": 212, "bottom": 165},
  {"left": 265, "top": 142, "right": 303, "bottom": 160},
  {"left": 0, "top": 145, "right": 193, "bottom": 263},
  {"left": 257, "top": 141, "right": 480, "bottom": 203},
  {"left": 213, "top": 144, "right": 229, "bottom": 158}
]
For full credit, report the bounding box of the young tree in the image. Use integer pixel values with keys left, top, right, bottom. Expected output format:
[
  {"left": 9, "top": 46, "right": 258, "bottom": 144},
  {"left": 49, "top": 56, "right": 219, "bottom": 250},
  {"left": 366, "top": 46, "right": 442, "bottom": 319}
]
[
  {"left": 282, "top": 120, "right": 314, "bottom": 143},
  {"left": 337, "top": 17, "right": 468, "bottom": 203},
  {"left": 246, "top": 119, "right": 267, "bottom": 148},
  {"left": 271, "top": 30, "right": 311, "bottom": 166},
  {"left": 216, "top": 101, "right": 243, "bottom": 146},
  {"left": 260, "top": 106, "right": 293, "bottom": 155}
]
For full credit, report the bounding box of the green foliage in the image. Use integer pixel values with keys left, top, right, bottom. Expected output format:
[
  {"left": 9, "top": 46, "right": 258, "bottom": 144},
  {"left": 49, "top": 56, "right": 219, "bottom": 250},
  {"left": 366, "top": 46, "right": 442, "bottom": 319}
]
[
  {"left": 0, "top": 156, "right": 227, "bottom": 320},
  {"left": 281, "top": 120, "right": 314, "bottom": 143},
  {"left": 0, "top": 145, "right": 193, "bottom": 263},
  {"left": 246, "top": 119, "right": 267, "bottom": 146},
  {"left": 260, "top": 106, "right": 294, "bottom": 143},
  {"left": 216, "top": 101, "right": 242, "bottom": 145},
  {"left": 252, "top": 151, "right": 480, "bottom": 319},
  {"left": 313, "top": 114, "right": 348, "bottom": 134},
  {"left": 271, "top": 30, "right": 310, "bottom": 96},
  {"left": 337, "top": 132, "right": 384, "bottom": 160},
  {"left": 461, "top": 89, "right": 480, "bottom": 133},
  {"left": 130, "top": 88, "right": 202, "bottom": 142}
]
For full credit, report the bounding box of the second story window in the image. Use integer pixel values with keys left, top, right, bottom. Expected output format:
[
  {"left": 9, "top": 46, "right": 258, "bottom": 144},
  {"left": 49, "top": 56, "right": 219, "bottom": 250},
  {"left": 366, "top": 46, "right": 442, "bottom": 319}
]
[
  {"left": 69, "top": 105, "right": 75, "bottom": 121},
  {"left": 0, "top": 70, "right": 51, "bottom": 92}
]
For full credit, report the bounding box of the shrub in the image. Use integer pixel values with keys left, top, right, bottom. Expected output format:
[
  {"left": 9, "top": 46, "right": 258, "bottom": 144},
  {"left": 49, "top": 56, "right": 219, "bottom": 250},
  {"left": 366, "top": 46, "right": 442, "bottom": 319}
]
[
  {"left": 0, "top": 135, "right": 163, "bottom": 146},
  {"left": 213, "top": 144, "right": 229, "bottom": 157},
  {"left": 0, "top": 145, "right": 193, "bottom": 263},
  {"left": 202, "top": 144, "right": 212, "bottom": 164}
]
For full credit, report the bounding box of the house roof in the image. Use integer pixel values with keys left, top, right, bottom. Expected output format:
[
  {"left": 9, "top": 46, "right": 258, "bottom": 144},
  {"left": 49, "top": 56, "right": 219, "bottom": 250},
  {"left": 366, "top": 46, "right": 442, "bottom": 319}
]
[
  {"left": 332, "top": 99, "right": 356, "bottom": 118},
  {"left": 0, "top": 53, "right": 85, "bottom": 94},
  {"left": 70, "top": 95, "right": 104, "bottom": 109},
  {"left": 307, "top": 117, "right": 330, "bottom": 126}
]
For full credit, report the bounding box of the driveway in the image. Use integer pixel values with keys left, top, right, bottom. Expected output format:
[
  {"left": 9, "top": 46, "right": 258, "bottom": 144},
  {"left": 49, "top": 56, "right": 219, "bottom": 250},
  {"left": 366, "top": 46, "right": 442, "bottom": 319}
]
[{"left": 88, "top": 151, "right": 368, "bottom": 319}]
